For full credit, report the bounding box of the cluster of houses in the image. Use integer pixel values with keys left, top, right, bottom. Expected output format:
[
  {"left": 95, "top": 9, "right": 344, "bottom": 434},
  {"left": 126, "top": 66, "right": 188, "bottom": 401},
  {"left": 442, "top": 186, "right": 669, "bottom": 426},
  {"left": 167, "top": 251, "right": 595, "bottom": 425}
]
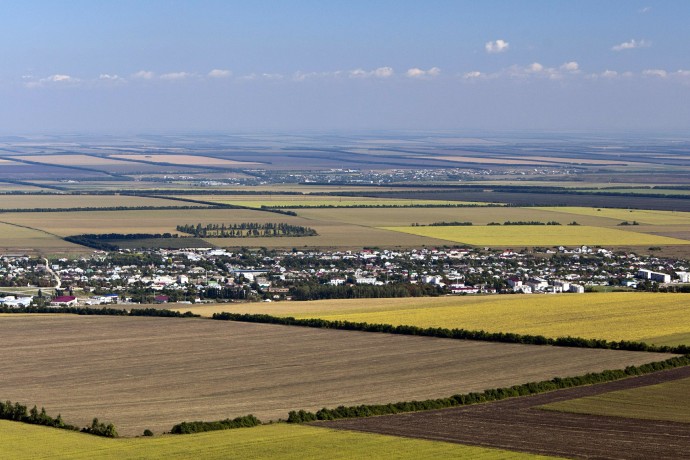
[{"left": 2, "top": 245, "right": 690, "bottom": 306}]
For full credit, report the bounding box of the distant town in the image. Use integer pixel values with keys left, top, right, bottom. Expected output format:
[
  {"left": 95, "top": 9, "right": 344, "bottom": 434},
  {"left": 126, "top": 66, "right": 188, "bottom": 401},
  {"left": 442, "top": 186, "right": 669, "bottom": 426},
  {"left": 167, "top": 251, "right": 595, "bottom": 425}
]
[{"left": 2, "top": 245, "right": 688, "bottom": 308}]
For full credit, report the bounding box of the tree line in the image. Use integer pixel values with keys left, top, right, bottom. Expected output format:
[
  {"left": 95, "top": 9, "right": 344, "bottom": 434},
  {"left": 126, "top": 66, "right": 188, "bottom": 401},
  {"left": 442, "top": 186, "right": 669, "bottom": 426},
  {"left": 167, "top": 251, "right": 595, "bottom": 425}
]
[
  {"left": 64, "top": 233, "right": 181, "bottom": 250},
  {"left": 176, "top": 223, "right": 317, "bottom": 238},
  {"left": 289, "top": 283, "right": 442, "bottom": 301},
  {"left": 170, "top": 415, "right": 261, "bottom": 434},
  {"left": 0, "top": 400, "right": 117, "bottom": 437}
]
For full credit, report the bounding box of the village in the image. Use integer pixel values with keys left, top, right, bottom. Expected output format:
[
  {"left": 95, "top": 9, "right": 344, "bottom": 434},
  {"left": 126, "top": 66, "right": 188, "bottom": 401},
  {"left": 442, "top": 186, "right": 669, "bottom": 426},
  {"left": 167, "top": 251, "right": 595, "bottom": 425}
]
[{"left": 1, "top": 245, "right": 689, "bottom": 308}]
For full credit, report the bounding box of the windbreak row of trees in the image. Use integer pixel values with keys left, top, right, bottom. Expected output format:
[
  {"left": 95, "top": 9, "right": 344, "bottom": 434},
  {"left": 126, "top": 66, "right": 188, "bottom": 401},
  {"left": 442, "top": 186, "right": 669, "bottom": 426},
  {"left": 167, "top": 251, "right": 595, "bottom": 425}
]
[
  {"left": 0, "top": 400, "right": 117, "bottom": 437},
  {"left": 286, "top": 355, "right": 690, "bottom": 423},
  {"left": 170, "top": 415, "right": 261, "bottom": 434},
  {"left": 64, "top": 233, "right": 181, "bottom": 250},
  {"left": 289, "top": 283, "right": 442, "bottom": 301},
  {"left": 0, "top": 305, "right": 198, "bottom": 318},
  {"left": 176, "top": 223, "right": 317, "bottom": 238}
]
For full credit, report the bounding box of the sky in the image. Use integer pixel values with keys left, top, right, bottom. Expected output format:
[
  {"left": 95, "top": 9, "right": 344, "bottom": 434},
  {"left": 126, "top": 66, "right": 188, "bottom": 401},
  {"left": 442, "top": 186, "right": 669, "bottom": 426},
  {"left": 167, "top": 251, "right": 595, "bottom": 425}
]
[{"left": 1, "top": 1, "right": 689, "bottom": 134}]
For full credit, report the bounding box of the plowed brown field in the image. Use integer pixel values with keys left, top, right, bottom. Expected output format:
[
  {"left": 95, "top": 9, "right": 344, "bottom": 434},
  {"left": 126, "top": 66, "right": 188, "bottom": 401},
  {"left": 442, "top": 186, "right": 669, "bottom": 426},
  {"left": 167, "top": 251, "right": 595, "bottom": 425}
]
[
  {"left": 0, "top": 314, "right": 672, "bottom": 436},
  {"left": 323, "top": 366, "right": 690, "bottom": 460}
]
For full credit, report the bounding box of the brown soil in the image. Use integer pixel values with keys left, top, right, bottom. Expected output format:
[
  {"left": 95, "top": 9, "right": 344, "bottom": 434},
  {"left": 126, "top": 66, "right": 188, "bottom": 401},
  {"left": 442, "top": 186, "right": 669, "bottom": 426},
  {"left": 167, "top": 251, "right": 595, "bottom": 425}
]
[
  {"left": 0, "top": 315, "right": 671, "bottom": 437},
  {"left": 322, "top": 365, "right": 690, "bottom": 460}
]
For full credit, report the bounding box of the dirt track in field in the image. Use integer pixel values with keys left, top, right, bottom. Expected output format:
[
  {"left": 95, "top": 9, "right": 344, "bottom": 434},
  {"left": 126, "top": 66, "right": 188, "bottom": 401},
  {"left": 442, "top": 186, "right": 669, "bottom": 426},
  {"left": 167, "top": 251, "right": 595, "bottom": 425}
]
[
  {"left": 322, "top": 365, "right": 690, "bottom": 460},
  {"left": 0, "top": 315, "right": 673, "bottom": 437}
]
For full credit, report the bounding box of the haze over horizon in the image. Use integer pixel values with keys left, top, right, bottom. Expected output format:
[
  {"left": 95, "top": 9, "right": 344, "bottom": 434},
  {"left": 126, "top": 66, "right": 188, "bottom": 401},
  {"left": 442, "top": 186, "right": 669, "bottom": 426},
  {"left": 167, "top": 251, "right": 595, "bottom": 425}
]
[{"left": 1, "top": 1, "right": 689, "bottom": 134}]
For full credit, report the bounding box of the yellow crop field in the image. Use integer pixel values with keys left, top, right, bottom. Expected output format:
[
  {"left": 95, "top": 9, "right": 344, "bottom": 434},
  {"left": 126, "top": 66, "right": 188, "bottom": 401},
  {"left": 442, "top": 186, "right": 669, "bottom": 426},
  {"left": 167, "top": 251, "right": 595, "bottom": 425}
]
[
  {"left": 534, "top": 207, "right": 690, "bottom": 225},
  {"left": 181, "top": 293, "right": 690, "bottom": 346},
  {"left": 381, "top": 225, "right": 690, "bottom": 246},
  {"left": 0, "top": 422, "right": 551, "bottom": 460},
  {"left": 111, "top": 154, "right": 261, "bottom": 166},
  {"left": 541, "top": 377, "right": 690, "bottom": 424}
]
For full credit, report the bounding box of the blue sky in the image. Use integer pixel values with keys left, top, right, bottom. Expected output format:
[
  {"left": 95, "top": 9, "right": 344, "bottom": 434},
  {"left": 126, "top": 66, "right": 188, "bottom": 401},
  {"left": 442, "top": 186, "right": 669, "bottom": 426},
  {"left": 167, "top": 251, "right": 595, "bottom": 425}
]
[{"left": 1, "top": 1, "right": 689, "bottom": 133}]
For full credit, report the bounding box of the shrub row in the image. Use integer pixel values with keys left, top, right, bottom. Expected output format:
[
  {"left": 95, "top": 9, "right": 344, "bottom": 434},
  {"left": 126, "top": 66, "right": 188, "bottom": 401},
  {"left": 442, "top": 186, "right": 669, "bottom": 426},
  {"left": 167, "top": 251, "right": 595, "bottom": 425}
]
[
  {"left": 0, "top": 305, "right": 199, "bottom": 318},
  {"left": 287, "top": 355, "right": 690, "bottom": 423},
  {"left": 0, "top": 400, "right": 117, "bottom": 437},
  {"left": 211, "top": 312, "right": 690, "bottom": 355},
  {"left": 170, "top": 415, "right": 261, "bottom": 434}
]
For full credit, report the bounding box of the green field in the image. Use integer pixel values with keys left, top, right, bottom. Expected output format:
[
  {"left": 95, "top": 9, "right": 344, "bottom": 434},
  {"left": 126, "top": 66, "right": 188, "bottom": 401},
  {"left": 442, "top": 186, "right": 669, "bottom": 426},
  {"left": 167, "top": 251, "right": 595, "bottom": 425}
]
[
  {"left": 0, "top": 421, "right": 555, "bottom": 460},
  {"left": 381, "top": 225, "right": 690, "bottom": 246},
  {"left": 541, "top": 377, "right": 690, "bottom": 424},
  {"left": 179, "top": 293, "right": 690, "bottom": 346}
]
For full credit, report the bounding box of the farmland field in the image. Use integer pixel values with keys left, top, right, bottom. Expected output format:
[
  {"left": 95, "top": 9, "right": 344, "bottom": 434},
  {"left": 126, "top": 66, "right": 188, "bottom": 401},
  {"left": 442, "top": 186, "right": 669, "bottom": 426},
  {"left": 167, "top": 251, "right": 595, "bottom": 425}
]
[
  {"left": 0, "top": 208, "right": 450, "bottom": 250},
  {"left": 0, "top": 421, "right": 553, "bottom": 460},
  {"left": 0, "top": 194, "right": 206, "bottom": 210},
  {"left": 110, "top": 154, "right": 261, "bottom": 166},
  {"left": 541, "top": 376, "right": 690, "bottom": 424},
  {"left": 0, "top": 314, "right": 671, "bottom": 436},
  {"left": 170, "top": 194, "right": 487, "bottom": 208},
  {"left": 0, "top": 222, "right": 83, "bottom": 252},
  {"left": 382, "top": 225, "right": 690, "bottom": 246},
  {"left": 295, "top": 206, "right": 628, "bottom": 227},
  {"left": 323, "top": 365, "right": 690, "bottom": 460},
  {"left": 176, "top": 293, "right": 690, "bottom": 346},
  {"left": 9, "top": 154, "right": 139, "bottom": 166},
  {"left": 534, "top": 206, "right": 690, "bottom": 225}
]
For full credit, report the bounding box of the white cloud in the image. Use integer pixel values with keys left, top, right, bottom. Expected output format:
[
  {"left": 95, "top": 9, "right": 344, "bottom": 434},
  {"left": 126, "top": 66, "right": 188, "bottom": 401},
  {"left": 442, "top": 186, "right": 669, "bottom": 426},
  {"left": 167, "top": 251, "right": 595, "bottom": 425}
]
[
  {"left": 160, "top": 71, "right": 192, "bottom": 80},
  {"left": 208, "top": 69, "right": 232, "bottom": 78},
  {"left": 406, "top": 67, "right": 441, "bottom": 78},
  {"left": 463, "top": 71, "right": 484, "bottom": 80},
  {"left": 485, "top": 39, "right": 509, "bottom": 54},
  {"left": 639, "top": 6, "right": 651, "bottom": 13},
  {"left": 560, "top": 61, "right": 579, "bottom": 72},
  {"left": 612, "top": 39, "right": 650, "bottom": 51},
  {"left": 643, "top": 69, "right": 668, "bottom": 78},
  {"left": 48, "top": 74, "right": 73, "bottom": 82},
  {"left": 132, "top": 70, "right": 155, "bottom": 80},
  {"left": 528, "top": 62, "right": 544, "bottom": 73},
  {"left": 99, "top": 74, "right": 125, "bottom": 83},
  {"left": 373, "top": 67, "right": 394, "bottom": 78},
  {"left": 601, "top": 70, "right": 618, "bottom": 78},
  {"left": 349, "top": 67, "right": 394, "bottom": 78},
  {"left": 23, "top": 74, "right": 80, "bottom": 88}
]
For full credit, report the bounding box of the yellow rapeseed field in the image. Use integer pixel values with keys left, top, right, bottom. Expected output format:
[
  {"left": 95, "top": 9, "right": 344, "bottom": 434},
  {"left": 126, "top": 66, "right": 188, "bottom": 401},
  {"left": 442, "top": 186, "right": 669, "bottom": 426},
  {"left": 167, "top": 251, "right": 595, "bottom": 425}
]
[
  {"left": 183, "top": 293, "right": 690, "bottom": 346},
  {"left": 0, "top": 422, "right": 554, "bottom": 460},
  {"left": 381, "top": 225, "right": 690, "bottom": 246}
]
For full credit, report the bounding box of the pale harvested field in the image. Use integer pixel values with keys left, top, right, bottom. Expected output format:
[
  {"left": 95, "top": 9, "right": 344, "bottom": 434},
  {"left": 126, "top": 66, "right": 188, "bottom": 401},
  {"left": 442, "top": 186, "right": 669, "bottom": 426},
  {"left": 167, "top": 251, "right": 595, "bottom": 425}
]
[
  {"left": 383, "top": 225, "right": 690, "bottom": 246},
  {"left": 535, "top": 207, "right": 690, "bottom": 225},
  {"left": 0, "top": 222, "right": 82, "bottom": 252},
  {"left": 295, "top": 206, "right": 620, "bottom": 227},
  {"left": 171, "top": 194, "right": 482, "bottom": 208},
  {"left": 177, "top": 292, "right": 690, "bottom": 346},
  {"left": 0, "top": 315, "right": 672, "bottom": 437},
  {"left": 111, "top": 154, "right": 261, "bottom": 166},
  {"left": 418, "top": 156, "right": 549, "bottom": 165},
  {"left": 0, "top": 194, "right": 205, "bottom": 210},
  {"left": 10, "top": 154, "right": 141, "bottom": 166}
]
